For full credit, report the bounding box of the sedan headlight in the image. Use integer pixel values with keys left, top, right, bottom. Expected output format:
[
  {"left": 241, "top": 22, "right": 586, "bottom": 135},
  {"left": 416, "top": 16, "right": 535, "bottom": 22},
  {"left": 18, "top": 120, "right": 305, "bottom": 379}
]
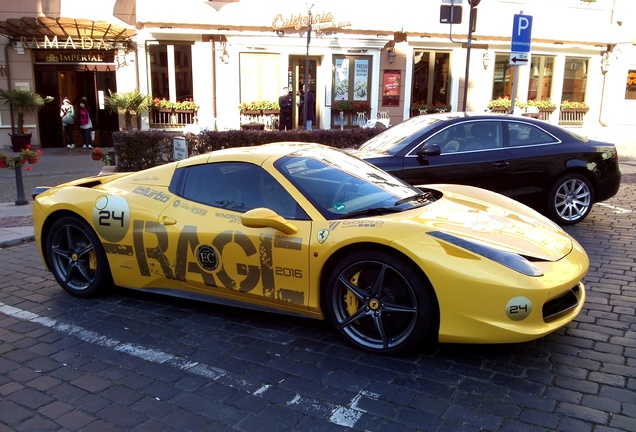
[{"left": 428, "top": 231, "right": 543, "bottom": 277}]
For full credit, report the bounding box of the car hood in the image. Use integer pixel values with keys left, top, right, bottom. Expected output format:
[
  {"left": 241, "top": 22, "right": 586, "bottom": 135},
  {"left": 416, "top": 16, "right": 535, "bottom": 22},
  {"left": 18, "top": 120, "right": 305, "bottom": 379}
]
[{"left": 398, "top": 185, "right": 573, "bottom": 261}]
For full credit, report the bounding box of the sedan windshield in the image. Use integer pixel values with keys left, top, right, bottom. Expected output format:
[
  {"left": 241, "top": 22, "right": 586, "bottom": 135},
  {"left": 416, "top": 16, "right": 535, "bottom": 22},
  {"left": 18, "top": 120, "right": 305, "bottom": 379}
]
[
  {"left": 275, "top": 146, "right": 438, "bottom": 219},
  {"left": 358, "top": 115, "right": 440, "bottom": 155}
]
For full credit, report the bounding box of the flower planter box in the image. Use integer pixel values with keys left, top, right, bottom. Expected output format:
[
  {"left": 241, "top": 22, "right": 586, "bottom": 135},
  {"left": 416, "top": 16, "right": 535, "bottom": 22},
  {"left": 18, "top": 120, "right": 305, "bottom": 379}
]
[
  {"left": 241, "top": 110, "right": 262, "bottom": 116},
  {"left": 559, "top": 109, "right": 586, "bottom": 126},
  {"left": 10, "top": 134, "right": 32, "bottom": 152}
]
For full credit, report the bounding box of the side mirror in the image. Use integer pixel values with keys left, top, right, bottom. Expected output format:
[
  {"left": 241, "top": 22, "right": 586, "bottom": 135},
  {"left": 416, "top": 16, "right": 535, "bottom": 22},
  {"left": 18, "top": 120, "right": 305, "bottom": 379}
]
[
  {"left": 242, "top": 208, "right": 298, "bottom": 235},
  {"left": 417, "top": 143, "right": 442, "bottom": 157}
]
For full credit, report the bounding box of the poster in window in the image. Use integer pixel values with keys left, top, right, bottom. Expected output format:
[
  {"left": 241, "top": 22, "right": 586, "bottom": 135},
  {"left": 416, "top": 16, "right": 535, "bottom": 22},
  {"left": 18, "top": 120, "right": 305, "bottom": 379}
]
[
  {"left": 626, "top": 70, "right": 636, "bottom": 100},
  {"left": 382, "top": 70, "right": 400, "bottom": 106},
  {"left": 353, "top": 59, "right": 369, "bottom": 101},
  {"left": 334, "top": 58, "right": 349, "bottom": 101}
]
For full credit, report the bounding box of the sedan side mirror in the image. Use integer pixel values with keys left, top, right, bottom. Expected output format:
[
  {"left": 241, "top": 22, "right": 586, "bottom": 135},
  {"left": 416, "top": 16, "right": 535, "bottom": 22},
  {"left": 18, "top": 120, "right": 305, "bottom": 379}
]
[{"left": 417, "top": 143, "right": 441, "bottom": 157}]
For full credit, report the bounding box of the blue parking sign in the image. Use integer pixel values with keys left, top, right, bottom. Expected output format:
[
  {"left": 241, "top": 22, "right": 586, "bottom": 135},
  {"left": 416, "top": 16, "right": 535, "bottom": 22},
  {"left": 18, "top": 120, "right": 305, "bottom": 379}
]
[{"left": 511, "top": 14, "right": 532, "bottom": 53}]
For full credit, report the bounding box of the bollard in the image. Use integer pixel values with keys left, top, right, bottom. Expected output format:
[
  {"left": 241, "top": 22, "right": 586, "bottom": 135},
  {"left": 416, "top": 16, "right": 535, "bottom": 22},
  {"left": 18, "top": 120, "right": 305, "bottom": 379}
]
[
  {"left": 108, "top": 149, "right": 116, "bottom": 166},
  {"left": 13, "top": 157, "right": 28, "bottom": 205}
]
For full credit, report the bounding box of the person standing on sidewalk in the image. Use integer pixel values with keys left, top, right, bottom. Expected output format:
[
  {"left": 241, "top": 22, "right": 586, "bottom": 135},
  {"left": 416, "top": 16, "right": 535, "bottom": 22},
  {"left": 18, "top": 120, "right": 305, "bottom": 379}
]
[
  {"left": 60, "top": 97, "right": 75, "bottom": 149},
  {"left": 78, "top": 97, "right": 93, "bottom": 149}
]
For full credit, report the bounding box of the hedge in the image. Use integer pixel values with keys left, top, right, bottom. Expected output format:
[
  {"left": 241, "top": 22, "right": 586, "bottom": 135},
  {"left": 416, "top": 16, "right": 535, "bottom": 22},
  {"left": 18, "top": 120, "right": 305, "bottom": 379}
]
[{"left": 112, "top": 128, "right": 383, "bottom": 171}]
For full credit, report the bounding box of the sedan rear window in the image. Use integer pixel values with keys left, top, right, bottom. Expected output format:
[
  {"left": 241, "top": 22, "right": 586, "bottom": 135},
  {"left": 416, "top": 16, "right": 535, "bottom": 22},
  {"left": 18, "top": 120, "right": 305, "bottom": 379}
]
[{"left": 508, "top": 123, "right": 557, "bottom": 146}]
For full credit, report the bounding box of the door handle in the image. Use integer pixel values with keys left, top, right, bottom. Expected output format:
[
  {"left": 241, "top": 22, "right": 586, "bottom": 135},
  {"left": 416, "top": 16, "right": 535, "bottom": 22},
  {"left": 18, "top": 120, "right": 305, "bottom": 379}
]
[{"left": 492, "top": 161, "right": 509, "bottom": 168}]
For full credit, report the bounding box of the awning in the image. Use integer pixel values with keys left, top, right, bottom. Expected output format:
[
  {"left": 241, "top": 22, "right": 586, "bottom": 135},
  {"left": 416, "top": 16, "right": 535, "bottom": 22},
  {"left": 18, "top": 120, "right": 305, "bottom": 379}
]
[{"left": 0, "top": 17, "right": 135, "bottom": 43}]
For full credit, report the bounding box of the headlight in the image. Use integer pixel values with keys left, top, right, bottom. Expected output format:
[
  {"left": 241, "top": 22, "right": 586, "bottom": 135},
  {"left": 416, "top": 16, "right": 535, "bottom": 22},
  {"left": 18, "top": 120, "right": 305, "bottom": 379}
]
[{"left": 428, "top": 231, "right": 543, "bottom": 277}]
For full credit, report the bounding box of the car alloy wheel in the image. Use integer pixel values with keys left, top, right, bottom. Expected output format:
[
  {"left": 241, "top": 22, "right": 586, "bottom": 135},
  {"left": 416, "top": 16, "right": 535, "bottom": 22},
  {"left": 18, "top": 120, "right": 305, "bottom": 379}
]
[
  {"left": 326, "top": 250, "right": 435, "bottom": 354},
  {"left": 549, "top": 173, "right": 593, "bottom": 225},
  {"left": 46, "top": 216, "right": 111, "bottom": 297}
]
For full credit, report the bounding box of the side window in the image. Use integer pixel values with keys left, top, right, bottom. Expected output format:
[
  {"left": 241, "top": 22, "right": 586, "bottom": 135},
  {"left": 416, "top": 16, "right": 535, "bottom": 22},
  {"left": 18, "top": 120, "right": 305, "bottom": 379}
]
[
  {"left": 465, "top": 121, "right": 502, "bottom": 151},
  {"left": 507, "top": 123, "right": 554, "bottom": 146},
  {"left": 178, "top": 162, "right": 303, "bottom": 219},
  {"left": 431, "top": 124, "right": 469, "bottom": 154}
]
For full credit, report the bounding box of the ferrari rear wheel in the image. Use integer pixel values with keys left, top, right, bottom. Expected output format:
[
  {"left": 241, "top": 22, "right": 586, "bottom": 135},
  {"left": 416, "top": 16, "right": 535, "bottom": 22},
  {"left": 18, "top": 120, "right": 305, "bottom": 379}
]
[
  {"left": 325, "top": 250, "right": 435, "bottom": 354},
  {"left": 46, "top": 215, "right": 112, "bottom": 298},
  {"left": 548, "top": 173, "right": 593, "bottom": 225}
]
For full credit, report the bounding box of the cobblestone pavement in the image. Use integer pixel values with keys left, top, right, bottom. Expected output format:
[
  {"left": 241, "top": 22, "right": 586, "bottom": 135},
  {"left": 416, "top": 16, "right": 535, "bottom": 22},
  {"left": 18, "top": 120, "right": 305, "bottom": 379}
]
[
  {"left": 0, "top": 137, "right": 635, "bottom": 430},
  {"left": 0, "top": 146, "right": 103, "bottom": 205}
]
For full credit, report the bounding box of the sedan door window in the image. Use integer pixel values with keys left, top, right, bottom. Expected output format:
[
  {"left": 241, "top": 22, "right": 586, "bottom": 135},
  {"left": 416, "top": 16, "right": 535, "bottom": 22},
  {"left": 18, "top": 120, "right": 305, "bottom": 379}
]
[{"left": 507, "top": 123, "right": 557, "bottom": 146}]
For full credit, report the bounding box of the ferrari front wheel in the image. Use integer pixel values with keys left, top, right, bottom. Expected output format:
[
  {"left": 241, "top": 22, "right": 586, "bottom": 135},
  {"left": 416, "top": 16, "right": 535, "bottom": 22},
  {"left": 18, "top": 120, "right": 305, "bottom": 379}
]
[
  {"left": 46, "top": 215, "right": 112, "bottom": 298},
  {"left": 325, "top": 250, "right": 435, "bottom": 354}
]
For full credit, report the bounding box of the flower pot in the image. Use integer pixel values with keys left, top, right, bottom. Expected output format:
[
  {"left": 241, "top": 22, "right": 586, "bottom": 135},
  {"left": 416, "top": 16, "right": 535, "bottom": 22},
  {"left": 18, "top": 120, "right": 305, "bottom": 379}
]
[
  {"left": 0, "top": 156, "right": 6, "bottom": 168},
  {"left": 241, "top": 110, "right": 261, "bottom": 116},
  {"left": 263, "top": 109, "right": 280, "bottom": 115},
  {"left": 576, "top": 108, "right": 590, "bottom": 113},
  {"left": 10, "top": 133, "right": 32, "bottom": 152},
  {"left": 91, "top": 153, "right": 102, "bottom": 161},
  {"left": 27, "top": 155, "right": 39, "bottom": 164}
]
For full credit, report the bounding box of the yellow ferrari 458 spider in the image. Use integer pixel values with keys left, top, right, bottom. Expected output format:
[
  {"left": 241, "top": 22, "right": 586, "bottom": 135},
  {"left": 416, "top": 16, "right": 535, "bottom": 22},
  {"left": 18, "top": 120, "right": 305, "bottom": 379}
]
[{"left": 33, "top": 142, "right": 588, "bottom": 354}]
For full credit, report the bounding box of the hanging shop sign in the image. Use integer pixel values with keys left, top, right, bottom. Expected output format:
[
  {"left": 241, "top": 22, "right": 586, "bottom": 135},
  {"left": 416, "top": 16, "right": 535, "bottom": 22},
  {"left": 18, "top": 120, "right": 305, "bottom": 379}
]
[{"left": 272, "top": 11, "right": 351, "bottom": 32}]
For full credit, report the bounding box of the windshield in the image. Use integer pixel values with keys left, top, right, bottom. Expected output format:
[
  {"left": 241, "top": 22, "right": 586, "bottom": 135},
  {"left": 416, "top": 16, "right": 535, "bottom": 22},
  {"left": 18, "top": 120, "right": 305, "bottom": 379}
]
[
  {"left": 275, "top": 146, "right": 439, "bottom": 219},
  {"left": 357, "top": 115, "right": 441, "bottom": 155}
]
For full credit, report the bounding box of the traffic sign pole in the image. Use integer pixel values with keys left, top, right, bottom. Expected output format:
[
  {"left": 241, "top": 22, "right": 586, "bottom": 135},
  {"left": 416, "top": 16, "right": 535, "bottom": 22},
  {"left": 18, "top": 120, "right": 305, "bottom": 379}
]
[{"left": 509, "top": 13, "right": 533, "bottom": 113}]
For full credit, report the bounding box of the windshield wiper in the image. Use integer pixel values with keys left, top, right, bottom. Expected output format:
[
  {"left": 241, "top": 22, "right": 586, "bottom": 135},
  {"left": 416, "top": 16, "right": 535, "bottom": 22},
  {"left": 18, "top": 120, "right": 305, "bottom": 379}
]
[
  {"left": 394, "top": 192, "right": 435, "bottom": 206},
  {"left": 338, "top": 207, "right": 404, "bottom": 219}
]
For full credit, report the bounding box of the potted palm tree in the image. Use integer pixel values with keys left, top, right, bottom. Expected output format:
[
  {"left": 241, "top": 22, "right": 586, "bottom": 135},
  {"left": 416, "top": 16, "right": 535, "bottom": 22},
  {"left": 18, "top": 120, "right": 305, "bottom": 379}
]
[
  {"left": 104, "top": 90, "right": 151, "bottom": 130},
  {"left": 0, "top": 88, "right": 53, "bottom": 151}
]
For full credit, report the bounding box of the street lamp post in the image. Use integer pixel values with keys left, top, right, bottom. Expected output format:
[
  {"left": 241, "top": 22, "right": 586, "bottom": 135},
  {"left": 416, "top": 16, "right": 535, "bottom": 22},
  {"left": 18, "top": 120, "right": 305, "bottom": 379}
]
[
  {"left": 462, "top": 0, "right": 481, "bottom": 111},
  {"left": 303, "top": 6, "right": 313, "bottom": 129}
]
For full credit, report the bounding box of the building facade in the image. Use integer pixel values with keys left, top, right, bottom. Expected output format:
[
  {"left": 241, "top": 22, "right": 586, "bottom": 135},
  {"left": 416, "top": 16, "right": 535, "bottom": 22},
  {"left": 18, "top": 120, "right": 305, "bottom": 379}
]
[{"left": 1, "top": 0, "right": 635, "bottom": 149}]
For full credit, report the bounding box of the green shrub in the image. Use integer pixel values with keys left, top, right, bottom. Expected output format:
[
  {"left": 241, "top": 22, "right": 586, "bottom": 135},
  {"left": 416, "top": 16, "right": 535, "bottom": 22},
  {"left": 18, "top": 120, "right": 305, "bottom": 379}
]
[
  {"left": 112, "top": 129, "right": 175, "bottom": 171},
  {"left": 113, "top": 128, "right": 384, "bottom": 171}
]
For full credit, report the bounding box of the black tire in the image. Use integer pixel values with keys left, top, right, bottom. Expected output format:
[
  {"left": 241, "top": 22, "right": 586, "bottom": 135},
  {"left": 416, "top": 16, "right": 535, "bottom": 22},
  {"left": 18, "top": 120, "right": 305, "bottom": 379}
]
[
  {"left": 325, "top": 250, "right": 435, "bottom": 354},
  {"left": 46, "top": 215, "right": 112, "bottom": 297},
  {"left": 547, "top": 173, "right": 593, "bottom": 225}
]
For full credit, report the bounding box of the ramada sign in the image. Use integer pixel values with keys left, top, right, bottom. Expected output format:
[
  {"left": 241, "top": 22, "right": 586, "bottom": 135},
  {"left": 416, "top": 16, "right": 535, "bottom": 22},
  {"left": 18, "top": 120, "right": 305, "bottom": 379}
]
[{"left": 16, "top": 35, "right": 120, "bottom": 51}]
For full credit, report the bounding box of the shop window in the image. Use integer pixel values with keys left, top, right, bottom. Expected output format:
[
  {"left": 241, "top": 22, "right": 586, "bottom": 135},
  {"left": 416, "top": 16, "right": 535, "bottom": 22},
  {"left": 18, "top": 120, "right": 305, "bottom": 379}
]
[
  {"left": 411, "top": 51, "right": 451, "bottom": 113},
  {"left": 527, "top": 55, "right": 554, "bottom": 101},
  {"left": 239, "top": 53, "right": 280, "bottom": 105},
  {"left": 561, "top": 57, "right": 588, "bottom": 103},
  {"left": 148, "top": 43, "right": 193, "bottom": 102},
  {"left": 332, "top": 55, "right": 372, "bottom": 127},
  {"left": 492, "top": 54, "right": 514, "bottom": 99},
  {"left": 626, "top": 70, "right": 636, "bottom": 100}
]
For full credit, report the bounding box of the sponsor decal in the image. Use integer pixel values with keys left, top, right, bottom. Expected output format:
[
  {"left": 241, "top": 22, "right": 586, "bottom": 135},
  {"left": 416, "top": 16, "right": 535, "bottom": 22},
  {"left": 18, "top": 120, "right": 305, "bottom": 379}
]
[
  {"left": 132, "top": 186, "right": 172, "bottom": 203},
  {"left": 172, "top": 199, "right": 207, "bottom": 216},
  {"left": 215, "top": 211, "right": 242, "bottom": 224},
  {"left": 329, "top": 220, "right": 384, "bottom": 230},
  {"left": 196, "top": 245, "right": 219, "bottom": 271}
]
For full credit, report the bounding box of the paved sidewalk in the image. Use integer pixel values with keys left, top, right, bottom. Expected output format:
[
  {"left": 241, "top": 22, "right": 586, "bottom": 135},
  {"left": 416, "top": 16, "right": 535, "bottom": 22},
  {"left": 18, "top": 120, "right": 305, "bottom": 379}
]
[
  {"left": 0, "top": 146, "right": 107, "bottom": 248},
  {"left": 1, "top": 125, "right": 635, "bottom": 248}
]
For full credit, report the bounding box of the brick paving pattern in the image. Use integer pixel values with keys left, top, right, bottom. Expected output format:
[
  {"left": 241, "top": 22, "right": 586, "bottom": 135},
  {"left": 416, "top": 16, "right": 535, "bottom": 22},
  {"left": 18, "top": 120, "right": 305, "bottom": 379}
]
[{"left": 0, "top": 134, "right": 635, "bottom": 431}]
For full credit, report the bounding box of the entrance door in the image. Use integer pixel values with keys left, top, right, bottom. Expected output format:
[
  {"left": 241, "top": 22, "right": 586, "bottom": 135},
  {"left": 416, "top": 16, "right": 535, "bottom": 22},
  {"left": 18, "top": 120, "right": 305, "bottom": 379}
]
[
  {"left": 411, "top": 51, "right": 451, "bottom": 114},
  {"left": 35, "top": 65, "right": 118, "bottom": 148},
  {"left": 290, "top": 56, "right": 319, "bottom": 129}
]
